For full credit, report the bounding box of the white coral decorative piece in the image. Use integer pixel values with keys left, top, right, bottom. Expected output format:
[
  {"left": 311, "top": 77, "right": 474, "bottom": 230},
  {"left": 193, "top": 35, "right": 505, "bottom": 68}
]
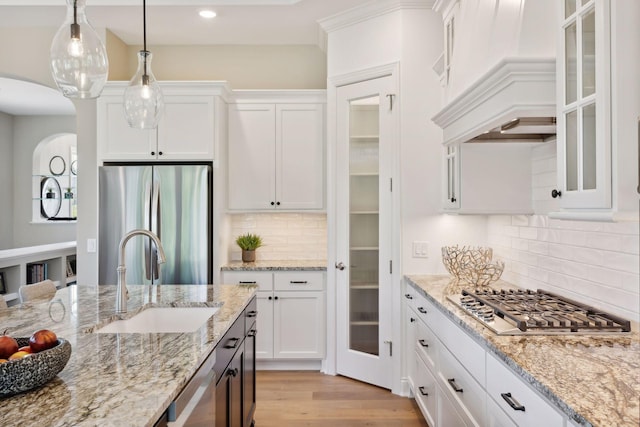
[{"left": 441, "top": 245, "right": 504, "bottom": 288}]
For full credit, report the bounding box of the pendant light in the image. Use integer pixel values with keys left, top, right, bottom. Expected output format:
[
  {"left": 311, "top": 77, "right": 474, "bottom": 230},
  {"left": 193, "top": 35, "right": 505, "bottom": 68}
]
[
  {"left": 124, "top": 0, "right": 163, "bottom": 129},
  {"left": 50, "top": 0, "right": 109, "bottom": 99}
]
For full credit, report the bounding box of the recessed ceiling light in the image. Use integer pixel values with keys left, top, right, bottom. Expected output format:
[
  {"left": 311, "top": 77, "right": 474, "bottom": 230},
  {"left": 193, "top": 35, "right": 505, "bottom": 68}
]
[{"left": 199, "top": 10, "right": 217, "bottom": 19}]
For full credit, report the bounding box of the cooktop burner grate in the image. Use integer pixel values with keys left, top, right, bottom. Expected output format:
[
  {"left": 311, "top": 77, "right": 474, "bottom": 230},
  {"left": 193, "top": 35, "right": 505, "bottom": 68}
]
[{"left": 455, "top": 288, "right": 631, "bottom": 334}]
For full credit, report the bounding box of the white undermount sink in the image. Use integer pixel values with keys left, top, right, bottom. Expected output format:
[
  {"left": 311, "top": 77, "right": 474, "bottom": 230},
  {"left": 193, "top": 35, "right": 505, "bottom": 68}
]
[{"left": 95, "top": 307, "right": 220, "bottom": 334}]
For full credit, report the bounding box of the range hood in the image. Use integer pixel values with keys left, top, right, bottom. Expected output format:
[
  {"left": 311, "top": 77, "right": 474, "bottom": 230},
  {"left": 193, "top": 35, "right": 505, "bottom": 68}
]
[{"left": 432, "top": 58, "right": 556, "bottom": 145}]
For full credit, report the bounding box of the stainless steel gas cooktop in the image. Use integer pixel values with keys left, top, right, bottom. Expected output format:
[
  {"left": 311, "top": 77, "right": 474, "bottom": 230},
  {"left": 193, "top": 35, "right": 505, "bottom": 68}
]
[{"left": 447, "top": 288, "right": 632, "bottom": 335}]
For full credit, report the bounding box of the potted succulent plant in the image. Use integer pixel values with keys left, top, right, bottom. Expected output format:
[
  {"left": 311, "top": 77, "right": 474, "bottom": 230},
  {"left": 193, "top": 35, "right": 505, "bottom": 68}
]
[{"left": 235, "top": 233, "right": 263, "bottom": 262}]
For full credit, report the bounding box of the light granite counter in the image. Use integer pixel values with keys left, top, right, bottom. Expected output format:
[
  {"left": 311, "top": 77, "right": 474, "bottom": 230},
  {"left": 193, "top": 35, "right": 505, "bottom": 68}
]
[
  {"left": 405, "top": 275, "right": 640, "bottom": 427},
  {"left": 0, "top": 283, "right": 257, "bottom": 427},
  {"left": 221, "top": 260, "right": 327, "bottom": 271}
]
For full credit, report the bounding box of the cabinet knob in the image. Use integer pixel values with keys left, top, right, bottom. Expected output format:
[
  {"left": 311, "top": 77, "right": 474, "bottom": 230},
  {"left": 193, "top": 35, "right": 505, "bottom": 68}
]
[
  {"left": 274, "top": 296, "right": 279, "bottom": 300},
  {"left": 450, "top": 197, "right": 457, "bottom": 203},
  {"left": 158, "top": 151, "right": 163, "bottom": 156},
  {"left": 270, "top": 201, "right": 275, "bottom": 206},
  {"left": 276, "top": 201, "right": 280, "bottom": 206},
  {"left": 268, "top": 296, "right": 273, "bottom": 300},
  {"left": 150, "top": 151, "right": 155, "bottom": 156},
  {"left": 410, "top": 317, "right": 416, "bottom": 323},
  {"left": 551, "top": 189, "right": 562, "bottom": 198}
]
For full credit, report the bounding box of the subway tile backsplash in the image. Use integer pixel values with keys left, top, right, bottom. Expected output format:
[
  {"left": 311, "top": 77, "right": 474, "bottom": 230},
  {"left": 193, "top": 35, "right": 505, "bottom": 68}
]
[
  {"left": 488, "top": 215, "right": 640, "bottom": 320},
  {"left": 229, "top": 213, "right": 327, "bottom": 262}
]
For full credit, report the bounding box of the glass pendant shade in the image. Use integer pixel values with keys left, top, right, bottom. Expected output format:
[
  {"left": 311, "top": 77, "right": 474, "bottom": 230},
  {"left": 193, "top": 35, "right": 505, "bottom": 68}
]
[
  {"left": 124, "top": 50, "right": 164, "bottom": 129},
  {"left": 50, "top": 0, "right": 108, "bottom": 99}
]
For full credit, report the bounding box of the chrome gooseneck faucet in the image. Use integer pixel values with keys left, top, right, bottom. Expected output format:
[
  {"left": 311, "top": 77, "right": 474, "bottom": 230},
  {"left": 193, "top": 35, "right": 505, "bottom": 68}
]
[{"left": 116, "top": 229, "right": 167, "bottom": 314}]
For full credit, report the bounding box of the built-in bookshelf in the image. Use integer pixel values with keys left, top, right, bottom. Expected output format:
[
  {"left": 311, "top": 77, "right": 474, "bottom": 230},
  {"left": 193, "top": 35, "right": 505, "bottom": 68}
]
[{"left": 0, "top": 242, "right": 76, "bottom": 306}]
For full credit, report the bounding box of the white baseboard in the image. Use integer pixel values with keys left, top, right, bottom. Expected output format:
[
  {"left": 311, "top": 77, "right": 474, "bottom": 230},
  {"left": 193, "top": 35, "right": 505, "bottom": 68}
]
[{"left": 256, "top": 359, "right": 323, "bottom": 371}]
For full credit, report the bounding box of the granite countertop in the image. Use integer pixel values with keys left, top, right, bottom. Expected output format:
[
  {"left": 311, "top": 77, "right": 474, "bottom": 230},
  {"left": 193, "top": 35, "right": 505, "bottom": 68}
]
[
  {"left": 221, "top": 259, "right": 327, "bottom": 271},
  {"left": 405, "top": 275, "right": 640, "bottom": 427},
  {"left": 0, "top": 283, "right": 257, "bottom": 427}
]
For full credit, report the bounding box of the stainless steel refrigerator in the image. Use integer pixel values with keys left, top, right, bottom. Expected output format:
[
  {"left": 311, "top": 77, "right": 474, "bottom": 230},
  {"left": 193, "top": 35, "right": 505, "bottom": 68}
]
[{"left": 98, "top": 164, "right": 212, "bottom": 285}]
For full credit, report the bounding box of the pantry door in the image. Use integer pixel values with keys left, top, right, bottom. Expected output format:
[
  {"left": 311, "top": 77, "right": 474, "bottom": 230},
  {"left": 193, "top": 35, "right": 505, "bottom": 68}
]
[{"left": 335, "top": 75, "right": 395, "bottom": 389}]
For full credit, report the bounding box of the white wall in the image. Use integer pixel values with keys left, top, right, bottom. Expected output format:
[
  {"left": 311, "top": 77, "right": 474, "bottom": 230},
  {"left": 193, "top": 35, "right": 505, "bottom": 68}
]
[
  {"left": 0, "top": 111, "right": 14, "bottom": 249},
  {"left": 11, "top": 115, "right": 76, "bottom": 247}
]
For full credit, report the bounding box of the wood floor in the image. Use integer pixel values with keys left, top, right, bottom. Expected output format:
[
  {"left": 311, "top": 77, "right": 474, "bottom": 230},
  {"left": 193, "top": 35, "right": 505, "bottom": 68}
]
[{"left": 254, "top": 371, "right": 429, "bottom": 427}]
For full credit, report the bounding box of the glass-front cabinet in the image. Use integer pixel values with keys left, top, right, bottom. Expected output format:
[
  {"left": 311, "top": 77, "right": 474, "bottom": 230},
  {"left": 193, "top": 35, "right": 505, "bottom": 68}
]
[{"left": 557, "top": 0, "right": 611, "bottom": 209}]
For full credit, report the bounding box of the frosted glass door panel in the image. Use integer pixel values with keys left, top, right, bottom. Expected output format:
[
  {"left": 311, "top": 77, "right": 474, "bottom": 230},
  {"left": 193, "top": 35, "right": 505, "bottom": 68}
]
[{"left": 349, "top": 98, "right": 380, "bottom": 358}]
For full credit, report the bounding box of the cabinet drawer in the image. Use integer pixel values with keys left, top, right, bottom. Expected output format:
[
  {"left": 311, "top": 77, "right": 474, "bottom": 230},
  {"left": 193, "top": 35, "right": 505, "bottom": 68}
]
[
  {"left": 486, "top": 355, "right": 563, "bottom": 427},
  {"left": 214, "top": 314, "right": 246, "bottom": 383},
  {"left": 438, "top": 345, "right": 486, "bottom": 427},
  {"left": 413, "top": 293, "right": 441, "bottom": 331},
  {"left": 274, "top": 271, "right": 324, "bottom": 291},
  {"left": 414, "top": 354, "right": 437, "bottom": 427},
  {"left": 486, "top": 394, "right": 518, "bottom": 427},
  {"left": 222, "top": 271, "right": 273, "bottom": 291},
  {"left": 415, "top": 318, "right": 438, "bottom": 374},
  {"left": 438, "top": 315, "right": 485, "bottom": 387}
]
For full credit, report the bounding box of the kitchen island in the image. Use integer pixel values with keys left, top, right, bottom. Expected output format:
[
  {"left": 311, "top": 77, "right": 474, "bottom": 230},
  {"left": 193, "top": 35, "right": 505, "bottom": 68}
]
[
  {"left": 405, "top": 275, "right": 640, "bottom": 427},
  {"left": 0, "top": 283, "right": 257, "bottom": 426}
]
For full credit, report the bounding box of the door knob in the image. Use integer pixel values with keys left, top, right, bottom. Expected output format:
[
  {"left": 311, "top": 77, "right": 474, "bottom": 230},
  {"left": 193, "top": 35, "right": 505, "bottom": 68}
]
[{"left": 335, "top": 262, "right": 346, "bottom": 270}]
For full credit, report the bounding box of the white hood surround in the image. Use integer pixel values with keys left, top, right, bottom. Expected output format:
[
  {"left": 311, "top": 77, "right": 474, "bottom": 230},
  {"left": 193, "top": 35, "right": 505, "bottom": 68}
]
[
  {"left": 432, "top": 57, "right": 556, "bottom": 145},
  {"left": 431, "top": 0, "right": 557, "bottom": 145}
]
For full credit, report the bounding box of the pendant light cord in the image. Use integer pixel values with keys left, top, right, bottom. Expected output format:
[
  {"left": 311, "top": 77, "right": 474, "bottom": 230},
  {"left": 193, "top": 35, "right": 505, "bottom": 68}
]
[
  {"left": 73, "top": 0, "right": 77, "bottom": 24},
  {"left": 143, "top": 0, "right": 148, "bottom": 77}
]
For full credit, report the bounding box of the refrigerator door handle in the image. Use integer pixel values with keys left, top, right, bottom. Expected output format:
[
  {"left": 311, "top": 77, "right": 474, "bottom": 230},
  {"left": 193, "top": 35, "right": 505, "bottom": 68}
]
[
  {"left": 151, "top": 180, "right": 161, "bottom": 281},
  {"left": 144, "top": 180, "right": 153, "bottom": 281}
]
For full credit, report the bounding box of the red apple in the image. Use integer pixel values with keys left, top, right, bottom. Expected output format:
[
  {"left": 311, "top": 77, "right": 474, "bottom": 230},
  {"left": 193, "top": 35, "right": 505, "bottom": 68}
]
[
  {"left": 0, "top": 331, "right": 19, "bottom": 359},
  {"left": 29, "top": 329, "right": 58, "bottom": 353},
  {"left": 18, "top": 346, "right": 33, "bottom": 354}
]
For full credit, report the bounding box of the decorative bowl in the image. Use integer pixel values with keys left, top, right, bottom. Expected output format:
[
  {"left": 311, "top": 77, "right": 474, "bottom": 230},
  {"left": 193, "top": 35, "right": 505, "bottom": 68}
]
[
  {"left": 0, "top": 337, "right": 71, "bottom": 397},
  {"left": 441, "top": 245, "right": 493, "bottom": 279},
  {"left": 458, "top": 260, "right": 505, "bottom": 287}
]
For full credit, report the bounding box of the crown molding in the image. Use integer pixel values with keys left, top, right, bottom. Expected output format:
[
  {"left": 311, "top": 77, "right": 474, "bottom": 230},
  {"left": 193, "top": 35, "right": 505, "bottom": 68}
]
[{"left": 318, "top": 0, "right": 435, "bottom": 34}]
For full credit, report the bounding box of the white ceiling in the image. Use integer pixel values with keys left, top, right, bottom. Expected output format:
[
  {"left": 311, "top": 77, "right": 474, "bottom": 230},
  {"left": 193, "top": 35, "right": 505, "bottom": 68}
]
[
  {"left": 0, "top": 0, "right": 373, "bottom": 46},
  {"left": 0, "top": 0, "right": 374, "bottom": 115}
]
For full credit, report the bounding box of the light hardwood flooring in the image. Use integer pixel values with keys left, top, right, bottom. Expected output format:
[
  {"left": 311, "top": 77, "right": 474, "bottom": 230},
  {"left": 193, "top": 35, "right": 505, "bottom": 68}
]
[{"left": 254, "top": 371, "right": 429, "bottom": 427}]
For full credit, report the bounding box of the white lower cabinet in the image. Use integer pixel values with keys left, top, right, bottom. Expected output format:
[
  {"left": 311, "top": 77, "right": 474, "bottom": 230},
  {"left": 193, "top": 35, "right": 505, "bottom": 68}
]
[
  {"left": 437, "top": 344, "right": 486, "bottom": 426},
  {"left": 414, "top": 353, "right": 437, "bottom": 427},
  {"left": 405, "top": 282, "right": 567, "bottom": 427},
  {"left": 222, "top": 271, "right": 325, "bottom": 360},
  {"left": 486, "top": 354, "right": 563, "bottom": 427}
]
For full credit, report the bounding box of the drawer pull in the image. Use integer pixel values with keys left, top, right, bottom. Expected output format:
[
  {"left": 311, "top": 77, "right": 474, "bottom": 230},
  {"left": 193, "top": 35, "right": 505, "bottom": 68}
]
[
  {"left": 447, "top": 378, "right": 463, "bottom": 393},
  {"left": 224, "top": 337, "right": 240, "bottom": 349},
  {"left": 501, "top": 392, "right": 525, "bottom": 412},
  {"left": 239, "top": 281, "right": 257, "bottom": 284},
  {"left": 418, "top": 339, "right": 429, "bottom": 348},
  {"left": 418, "top": 386, "right": 428, "bottom": 396},
  {"left": 404, "top": 293, "right": 413, "bottom": 300},
  {"left": 417, "top": 307, "right": 427, "bottom": 314},
  {"left": 248, "top": 329, "right": 257, "bottom": 337},
  {"left": 227, "top": 368, "right": 239, "bottom": 377},
  {"left": 410, "top": 317, "right": 416, "bottom": 323},
  {"left": 290, "top": 281, "right": 308, "bottom": 284},
  {"left": 246, "top": 310, "right": 257, "bottom": 318}
]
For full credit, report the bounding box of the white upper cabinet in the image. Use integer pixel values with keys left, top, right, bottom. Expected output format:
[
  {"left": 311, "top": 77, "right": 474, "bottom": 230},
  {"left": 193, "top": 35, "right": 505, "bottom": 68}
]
[
  {"left": 442, "top": 142, "right": 534, "bottom": 215},
  {"left": 227, "top": 91, "right": 325, "bottom": 211},
  {"left": 97, "top": 82, "right": 229, "bottom": 162},
  {"left": 553, "top": 0, "right": 639, "bottom": 219},
  {"left": 555, "top": 0, "right": 611, "bottom": 210}
]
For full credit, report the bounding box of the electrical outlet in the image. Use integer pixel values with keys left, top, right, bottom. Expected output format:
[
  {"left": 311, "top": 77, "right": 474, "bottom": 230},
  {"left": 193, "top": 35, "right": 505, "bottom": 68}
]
[{"left": 412, "top": 241, "right": 429, "bottom": 258}]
